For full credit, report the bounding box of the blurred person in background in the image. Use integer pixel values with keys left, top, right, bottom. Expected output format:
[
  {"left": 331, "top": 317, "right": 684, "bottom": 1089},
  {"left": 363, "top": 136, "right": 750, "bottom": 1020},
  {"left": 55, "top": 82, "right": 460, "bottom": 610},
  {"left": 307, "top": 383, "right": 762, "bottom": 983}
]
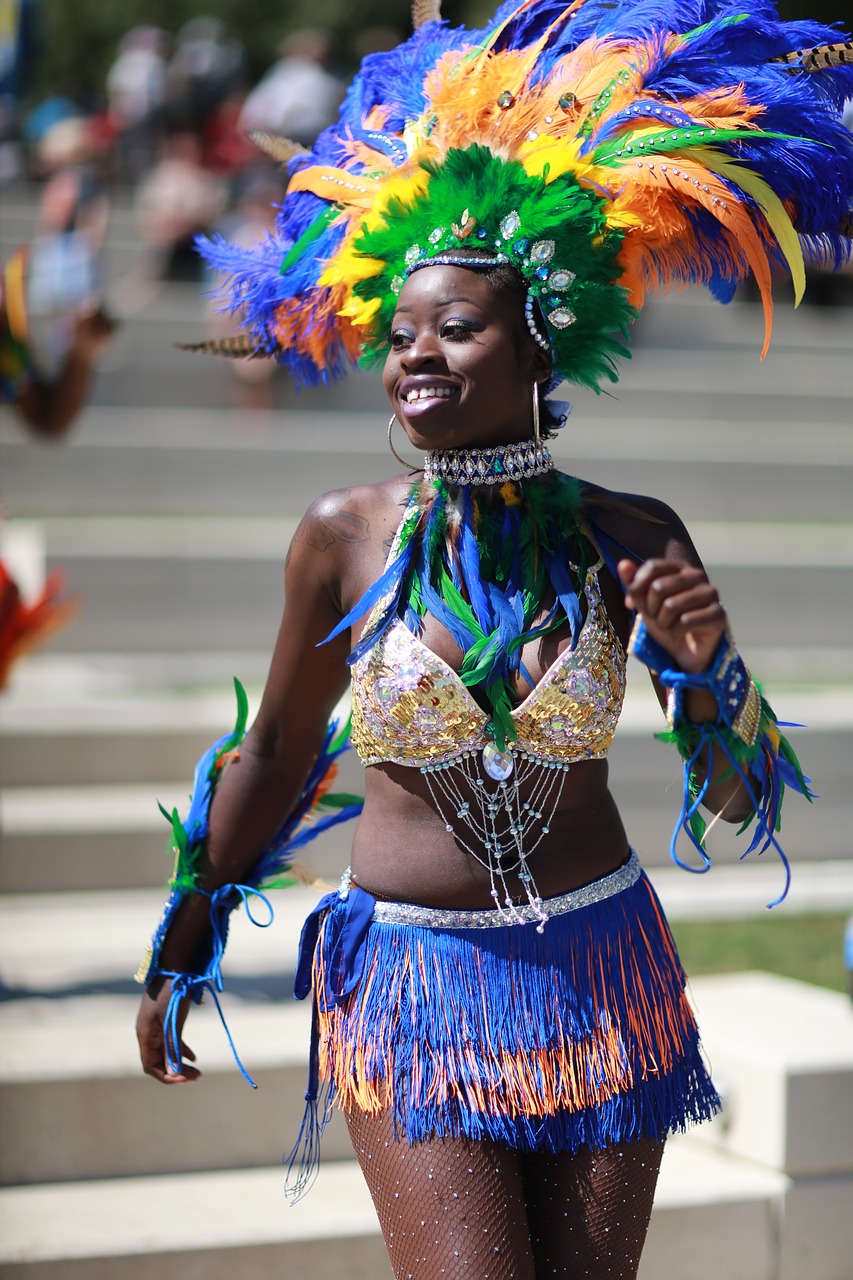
[
  {"left": 238, "top": 28, "right": 344, "bottom": 147},
  {"left": 0, "top": 0, "right": 37, "bottom": 181},
  {"left": 134, "top": 128, "right": 227, "bottom": 281},
  {"left": 0, "top": 219, "right": 114, "bottom": 687},
  {"left": 164, "top": 16, "right": 244, "bottom": 136},
  {"left": 106, "top": 25, "right": 168, "bottom": 183},
  {"left": 1, "top": 243, "right": 115, "bottom": 440}
]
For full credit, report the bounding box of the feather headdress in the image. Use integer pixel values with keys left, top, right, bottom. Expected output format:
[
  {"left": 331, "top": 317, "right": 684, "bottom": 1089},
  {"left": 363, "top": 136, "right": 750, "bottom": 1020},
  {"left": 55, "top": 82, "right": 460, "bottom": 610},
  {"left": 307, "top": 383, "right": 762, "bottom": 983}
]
[{"left": 201, "top": 0, "right": 853, "bottom": 396}]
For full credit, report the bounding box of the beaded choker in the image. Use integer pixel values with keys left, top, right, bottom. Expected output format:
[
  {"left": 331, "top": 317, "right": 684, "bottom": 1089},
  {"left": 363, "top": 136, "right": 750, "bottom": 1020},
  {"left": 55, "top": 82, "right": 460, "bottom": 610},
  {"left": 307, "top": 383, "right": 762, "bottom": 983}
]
[{"left": 423, "top": 440, "right": 554, "bottom": 486}]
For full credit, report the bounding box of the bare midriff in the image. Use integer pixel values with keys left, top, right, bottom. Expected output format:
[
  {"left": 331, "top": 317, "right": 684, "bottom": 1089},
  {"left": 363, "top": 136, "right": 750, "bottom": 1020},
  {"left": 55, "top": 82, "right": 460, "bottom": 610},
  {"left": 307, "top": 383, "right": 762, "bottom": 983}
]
[{"left": 349, "top": 757, "right": 630, "bottom": 908}]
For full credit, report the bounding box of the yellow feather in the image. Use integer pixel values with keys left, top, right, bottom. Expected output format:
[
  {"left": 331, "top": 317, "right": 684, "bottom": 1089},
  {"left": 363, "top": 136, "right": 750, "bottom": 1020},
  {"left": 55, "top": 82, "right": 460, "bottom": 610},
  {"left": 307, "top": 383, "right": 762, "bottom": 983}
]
[{"left": 689, "top": 146, "right": 806, "bottom": 305}]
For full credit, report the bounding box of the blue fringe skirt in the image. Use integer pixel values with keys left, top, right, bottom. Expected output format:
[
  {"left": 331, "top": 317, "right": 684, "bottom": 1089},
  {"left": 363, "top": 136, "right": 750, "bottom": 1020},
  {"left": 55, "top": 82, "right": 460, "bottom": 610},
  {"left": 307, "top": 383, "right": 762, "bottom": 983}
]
[{"left": 294, "top": 850, "right": 720, "bottom": 1168}]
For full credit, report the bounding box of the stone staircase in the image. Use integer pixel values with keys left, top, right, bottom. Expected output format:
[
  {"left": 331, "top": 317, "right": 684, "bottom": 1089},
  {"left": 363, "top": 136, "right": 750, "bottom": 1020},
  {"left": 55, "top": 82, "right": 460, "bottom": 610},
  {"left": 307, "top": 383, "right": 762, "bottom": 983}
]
[{"left": 2, "top": 204, "right": 853, "bottom": 1275}]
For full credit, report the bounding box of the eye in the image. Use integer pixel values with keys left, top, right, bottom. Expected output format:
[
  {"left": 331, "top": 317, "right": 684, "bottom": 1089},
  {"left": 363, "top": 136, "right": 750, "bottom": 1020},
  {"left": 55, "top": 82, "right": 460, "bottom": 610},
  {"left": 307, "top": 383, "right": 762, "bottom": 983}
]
[
  {"left": 441, "top": 319, "right": 477, "bottom": 341},
  {"left": 389, "top": 327, "right": 414, "bottom": 351}
]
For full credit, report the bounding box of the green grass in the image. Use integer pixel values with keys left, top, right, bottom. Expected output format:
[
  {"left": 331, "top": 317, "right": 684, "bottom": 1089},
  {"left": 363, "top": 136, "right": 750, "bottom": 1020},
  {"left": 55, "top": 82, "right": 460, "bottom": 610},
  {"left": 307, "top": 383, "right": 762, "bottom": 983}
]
[{"left": 670, "top": 912, "right": 852, "bottom": 995}]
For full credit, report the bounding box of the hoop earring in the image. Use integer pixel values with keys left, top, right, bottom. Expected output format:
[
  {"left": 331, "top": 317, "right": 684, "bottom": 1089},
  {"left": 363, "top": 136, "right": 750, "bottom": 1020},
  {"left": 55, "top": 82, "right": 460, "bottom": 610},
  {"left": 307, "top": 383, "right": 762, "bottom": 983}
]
[
  {"left": 387, "top": 414, "right": 421, "bottom": 470},
  {"left": 532, "top": 382, "right": 541, "bottom": 448}
]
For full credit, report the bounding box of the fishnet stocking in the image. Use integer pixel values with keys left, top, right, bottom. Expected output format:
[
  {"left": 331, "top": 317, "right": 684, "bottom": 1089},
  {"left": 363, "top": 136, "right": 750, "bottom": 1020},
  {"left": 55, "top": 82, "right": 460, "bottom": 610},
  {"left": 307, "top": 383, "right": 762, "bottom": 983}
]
[
  {"left": 345, "top": 1107, "right": 663, "bottom": 1280},
  {"left": 521, "top": 1137, "right": 664, "bottom": 1278}
]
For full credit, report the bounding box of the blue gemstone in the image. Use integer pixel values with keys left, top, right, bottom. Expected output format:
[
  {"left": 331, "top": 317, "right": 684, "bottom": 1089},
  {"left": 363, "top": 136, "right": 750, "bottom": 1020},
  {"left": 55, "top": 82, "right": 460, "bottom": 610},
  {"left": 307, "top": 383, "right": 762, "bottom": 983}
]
[
  {"left": 476, "top": 227, "right": 487, "bottom": 239},
  {"left": 513, "top": 238, "right": 530, "bottom": 254},
  {"left": 493, "top": 458, "right": 504, "bottom": 473},
  {"left": 535, "top": 265, "right": 550, "bottom": 280}
]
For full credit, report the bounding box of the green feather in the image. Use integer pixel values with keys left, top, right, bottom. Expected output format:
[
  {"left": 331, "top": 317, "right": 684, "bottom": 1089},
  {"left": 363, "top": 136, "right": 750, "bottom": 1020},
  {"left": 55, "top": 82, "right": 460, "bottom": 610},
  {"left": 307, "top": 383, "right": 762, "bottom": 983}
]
[
  {"left": 353, "top": 144, "right": 635, "bottom": 392},
  {"left": 281, "top": 208, "right": 337, "bottom": 275}
]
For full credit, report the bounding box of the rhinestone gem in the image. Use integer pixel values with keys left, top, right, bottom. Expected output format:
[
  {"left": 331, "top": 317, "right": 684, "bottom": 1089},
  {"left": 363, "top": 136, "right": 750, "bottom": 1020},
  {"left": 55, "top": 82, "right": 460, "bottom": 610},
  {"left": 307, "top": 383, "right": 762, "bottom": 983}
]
[
  {"left": 428, "top": 227, "right": 444, "bottom": 244},
  {"left": 550, "top": 269, "right": 576, "bottom": 289},
  {"left": 531, "top": 240, "right": 555, "bottom": 263},
  {"left": 391, "top": 275, "right": 405, "bottom": 294},
  {"left": 548, "top": 307, "right": 577, "bottom": 328},
  {"left": 558, "top": 93, "right": 576, "bottom": 111},
  {"left": 500, "top": 211, "right": 521, "bottom": 240},
  {"left": 482, "top": 743, "right": 514, "bottom": 781},
  {"left": 405, "top": 245, "right": 421, "bottom": 266},
  {"left": 497, "top": 90, "right": 514, "bottom": 109}
]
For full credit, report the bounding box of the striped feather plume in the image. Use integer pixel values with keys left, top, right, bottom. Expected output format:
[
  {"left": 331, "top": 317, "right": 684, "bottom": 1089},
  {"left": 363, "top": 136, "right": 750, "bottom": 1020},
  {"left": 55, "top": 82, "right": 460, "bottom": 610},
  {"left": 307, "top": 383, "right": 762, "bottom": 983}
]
[
  {"left": 177, "top": 337, "right": 266, "bottom": 358},
  {"left": 245, "top": 130, "right": 308, "bottom": 168},
  {"left": 412, "top": 0, "right": 442, "bottom": 28},
  {"left": 773, "top": 40, "right": 853, "bottom": 70},
  {"left": 197, "top": 0, "right": 853, "bottom": 388}
]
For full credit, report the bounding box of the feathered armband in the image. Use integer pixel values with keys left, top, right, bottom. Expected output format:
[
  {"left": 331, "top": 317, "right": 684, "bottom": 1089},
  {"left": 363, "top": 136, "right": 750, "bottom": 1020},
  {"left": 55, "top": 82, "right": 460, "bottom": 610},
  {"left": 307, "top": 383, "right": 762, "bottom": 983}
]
[
  {"left": 629, "top": 621, "right": 813, "bottom": 906},
  {"left": 134, "top": 678, "right": 363, "bottom": 1086}
]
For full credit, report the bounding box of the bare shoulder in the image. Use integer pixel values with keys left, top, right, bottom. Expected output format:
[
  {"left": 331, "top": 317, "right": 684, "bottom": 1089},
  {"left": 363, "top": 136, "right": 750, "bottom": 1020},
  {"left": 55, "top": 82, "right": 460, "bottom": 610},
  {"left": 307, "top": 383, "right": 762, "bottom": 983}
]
[
  {"left": 291, "top": 479, "right": 407, "bottom": 553},
  {"left": 579, "top": 479, "right": 703, "bottom": 567}
]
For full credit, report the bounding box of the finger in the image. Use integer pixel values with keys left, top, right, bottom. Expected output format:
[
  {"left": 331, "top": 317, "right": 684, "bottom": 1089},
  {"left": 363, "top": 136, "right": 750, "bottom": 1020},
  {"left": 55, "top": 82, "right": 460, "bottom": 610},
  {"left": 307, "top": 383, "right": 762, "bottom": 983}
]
[
  {"left": 616, "top": 558, "right": 639, "bottom": 589},
  {"left": 145, "top": 1062, "right": 202, "bottom": 1085},
  {"left": 619, "top": 558, "right": 682, "bottom": 611},
  {"left": 140, "top": 1035, "right": 202, "bottom": 1084},
  {"left": 678, "top": 601, "right": 727, "bottom": 629},
  {"left": 651, "top": 585, "right": 723, "bottom": 628},
  {"left": 631, "top": 571, "right": 691, "bottom": 623}
]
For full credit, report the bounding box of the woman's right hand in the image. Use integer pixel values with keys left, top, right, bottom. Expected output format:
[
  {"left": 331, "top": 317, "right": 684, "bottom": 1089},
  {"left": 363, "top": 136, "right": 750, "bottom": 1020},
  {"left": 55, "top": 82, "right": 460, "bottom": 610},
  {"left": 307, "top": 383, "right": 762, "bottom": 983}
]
[{"left": 136, "top": 980, "right": 201, "bottom": 1085}]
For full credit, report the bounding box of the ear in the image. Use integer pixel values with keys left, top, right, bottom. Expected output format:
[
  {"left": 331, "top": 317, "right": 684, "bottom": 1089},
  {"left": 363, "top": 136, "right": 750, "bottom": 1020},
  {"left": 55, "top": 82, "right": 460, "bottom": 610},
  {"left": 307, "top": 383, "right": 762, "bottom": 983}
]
[{"left": 528, "top": 343, "right": 552, "bottom": 386}]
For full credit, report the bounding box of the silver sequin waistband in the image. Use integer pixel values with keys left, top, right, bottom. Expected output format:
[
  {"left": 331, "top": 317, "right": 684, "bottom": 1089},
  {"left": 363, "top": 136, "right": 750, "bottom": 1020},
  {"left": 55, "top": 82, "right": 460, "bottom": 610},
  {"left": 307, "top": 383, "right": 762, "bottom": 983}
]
[{"left": 343, "top": 849, "right": 641, "bottom": 929}]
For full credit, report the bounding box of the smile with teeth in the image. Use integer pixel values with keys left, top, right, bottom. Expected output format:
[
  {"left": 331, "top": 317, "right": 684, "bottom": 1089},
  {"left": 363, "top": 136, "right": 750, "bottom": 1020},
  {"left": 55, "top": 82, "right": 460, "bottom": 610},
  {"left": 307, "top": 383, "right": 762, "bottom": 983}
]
[{"left": 403, "top": 386, "right": 456, "bottom": 403}]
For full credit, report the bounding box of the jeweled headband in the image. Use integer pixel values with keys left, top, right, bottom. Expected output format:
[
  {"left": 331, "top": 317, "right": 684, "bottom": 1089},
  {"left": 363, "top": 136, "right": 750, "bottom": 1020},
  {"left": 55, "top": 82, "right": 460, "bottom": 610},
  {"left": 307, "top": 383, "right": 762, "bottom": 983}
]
[{"left": 193, "top": 0, "right": 853, "bottom": 412}]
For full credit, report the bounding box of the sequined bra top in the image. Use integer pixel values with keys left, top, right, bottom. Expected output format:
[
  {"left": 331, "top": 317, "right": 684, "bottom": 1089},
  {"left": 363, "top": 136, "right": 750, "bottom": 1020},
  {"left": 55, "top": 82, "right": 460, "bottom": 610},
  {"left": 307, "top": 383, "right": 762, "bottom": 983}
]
[{"left": 350, "top": 547, "right": 627, "bottom": 771}]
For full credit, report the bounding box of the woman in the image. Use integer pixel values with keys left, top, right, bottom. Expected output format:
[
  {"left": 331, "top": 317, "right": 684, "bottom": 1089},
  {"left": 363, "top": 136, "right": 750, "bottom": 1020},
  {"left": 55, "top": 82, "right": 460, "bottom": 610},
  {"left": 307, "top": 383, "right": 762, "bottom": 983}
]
[{"left": 136, "top": 3, "right": 851, "bottom": 1276}]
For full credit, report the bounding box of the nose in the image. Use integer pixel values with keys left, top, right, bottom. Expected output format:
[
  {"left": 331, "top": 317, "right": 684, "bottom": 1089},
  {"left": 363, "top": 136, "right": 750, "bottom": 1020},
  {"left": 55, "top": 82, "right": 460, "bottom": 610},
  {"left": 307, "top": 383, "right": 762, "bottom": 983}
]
[{"left": 399, "top": 329, "right": 443, "bottom": 368}]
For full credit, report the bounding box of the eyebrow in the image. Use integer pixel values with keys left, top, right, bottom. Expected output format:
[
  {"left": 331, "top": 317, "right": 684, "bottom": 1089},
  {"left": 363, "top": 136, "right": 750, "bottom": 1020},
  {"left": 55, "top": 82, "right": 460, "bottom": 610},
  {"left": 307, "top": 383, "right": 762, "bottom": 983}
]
[{"left": 394, "top": 296, "right": 483, "bottom": 313}]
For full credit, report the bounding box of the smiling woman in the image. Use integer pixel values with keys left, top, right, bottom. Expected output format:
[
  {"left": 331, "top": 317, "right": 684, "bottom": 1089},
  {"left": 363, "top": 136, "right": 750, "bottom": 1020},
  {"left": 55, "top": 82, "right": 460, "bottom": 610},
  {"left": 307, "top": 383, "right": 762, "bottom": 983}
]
[
  {"left": 137, "top": 3, "right": 852, "bottom": 1277},
  {"left": 383, "top": 266, "right": 548, "bottom": 448}
]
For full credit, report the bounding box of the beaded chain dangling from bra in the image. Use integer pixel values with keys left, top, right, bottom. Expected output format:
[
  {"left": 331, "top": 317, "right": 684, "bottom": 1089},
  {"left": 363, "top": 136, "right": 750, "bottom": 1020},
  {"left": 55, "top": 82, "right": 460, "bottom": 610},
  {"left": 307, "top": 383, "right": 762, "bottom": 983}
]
[{"left": 420, "top": 744, "right": 571, "bottom": 929}]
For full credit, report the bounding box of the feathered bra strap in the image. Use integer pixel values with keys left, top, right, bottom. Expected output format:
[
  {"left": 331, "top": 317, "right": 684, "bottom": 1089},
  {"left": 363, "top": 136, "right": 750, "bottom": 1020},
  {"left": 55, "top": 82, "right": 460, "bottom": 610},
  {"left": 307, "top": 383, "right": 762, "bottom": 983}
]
[{"left": 323, "top": 472, "right": 596, "bottom": 749}]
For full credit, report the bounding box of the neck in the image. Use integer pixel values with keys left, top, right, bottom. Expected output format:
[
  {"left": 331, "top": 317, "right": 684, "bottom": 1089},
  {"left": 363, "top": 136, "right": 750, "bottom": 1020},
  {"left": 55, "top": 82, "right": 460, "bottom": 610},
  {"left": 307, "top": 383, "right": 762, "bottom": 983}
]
[{"left": 423, "top": 438, "right": 553, "bottom": 486}]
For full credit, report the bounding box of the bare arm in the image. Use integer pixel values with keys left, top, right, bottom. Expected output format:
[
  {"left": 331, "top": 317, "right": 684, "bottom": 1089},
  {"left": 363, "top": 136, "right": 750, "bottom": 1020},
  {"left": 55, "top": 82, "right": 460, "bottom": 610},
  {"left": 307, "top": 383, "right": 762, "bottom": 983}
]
[
  {"left": 137, "top": 494, "right": 353, "bottom": 1083},
  {"left": 588, "top": 490, "right": 755, "bottom": 824},
  {"left": 15, "top": 308, "right": 117, "bottom": 439}
]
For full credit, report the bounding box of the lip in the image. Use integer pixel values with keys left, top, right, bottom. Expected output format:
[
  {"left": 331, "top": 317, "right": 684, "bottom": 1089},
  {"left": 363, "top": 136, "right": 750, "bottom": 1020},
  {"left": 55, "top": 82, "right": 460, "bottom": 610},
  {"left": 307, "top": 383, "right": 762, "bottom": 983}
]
[{"left": 397, "top": 376, "right": 460, "bottom": 418}]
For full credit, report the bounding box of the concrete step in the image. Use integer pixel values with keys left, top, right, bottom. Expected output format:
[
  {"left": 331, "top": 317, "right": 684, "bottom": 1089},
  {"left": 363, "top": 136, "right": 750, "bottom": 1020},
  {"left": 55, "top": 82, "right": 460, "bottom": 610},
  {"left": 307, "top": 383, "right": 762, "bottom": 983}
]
[
  {"left": 4, "top": 649, "right": 852, "bottom": 783},
  {"left": 0, "top": 1161, "right": 392, "bottom": 1280},
  {"left": 687, "top": 972, "right": 853, "bottom": 1179},
  {"left": 2, "top": 669, "right": 850, "bottom": 889},
  {"left": 0, "top": 1137, "right": 794, "bottom": 1280},
  {"left": 4, "top": 404, "right": 852, "bottom": 521},
  {"left": 0, "top": 994, "right": 352, "bottom": 1186},
  {"left": 3, "top": 512, "right": 845, "bottom": 653},
  {"left": 5, "top": 940, "right": 853, "bottom": 1188},
  {"left": 34, "top": 554, "right": 853, "bottom": 654}
]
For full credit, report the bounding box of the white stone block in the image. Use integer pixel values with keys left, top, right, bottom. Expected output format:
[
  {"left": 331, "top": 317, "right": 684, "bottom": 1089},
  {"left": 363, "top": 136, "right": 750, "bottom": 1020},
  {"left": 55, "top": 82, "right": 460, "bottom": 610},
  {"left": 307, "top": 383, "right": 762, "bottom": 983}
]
[
  {"left": 688, "top": 973, "right": 853, "bottom": 1177},
  {"left": 779, "top": 1174, "right": 853, "bottom": 1280},
  {"left": 638, "top": 1137, "right": 788, "bottom": 1280}
]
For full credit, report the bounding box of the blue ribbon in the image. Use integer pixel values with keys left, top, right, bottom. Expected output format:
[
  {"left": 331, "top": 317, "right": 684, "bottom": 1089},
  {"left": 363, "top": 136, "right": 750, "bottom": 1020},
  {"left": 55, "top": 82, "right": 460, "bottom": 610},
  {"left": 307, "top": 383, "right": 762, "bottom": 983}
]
[
  {"left": 155, "top": 882, "right": 275, "bottom": 1088},
  {"left": 294, "top": 886, "right": 376, "bottom": 1097}
]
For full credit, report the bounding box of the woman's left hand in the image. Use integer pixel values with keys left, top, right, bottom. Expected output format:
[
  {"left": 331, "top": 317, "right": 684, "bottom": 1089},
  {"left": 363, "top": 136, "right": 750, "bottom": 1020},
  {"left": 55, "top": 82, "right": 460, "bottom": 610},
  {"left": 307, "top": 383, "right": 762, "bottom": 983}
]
[{"left": 617, "top": 557, "right": 727, "bottom": 674}]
